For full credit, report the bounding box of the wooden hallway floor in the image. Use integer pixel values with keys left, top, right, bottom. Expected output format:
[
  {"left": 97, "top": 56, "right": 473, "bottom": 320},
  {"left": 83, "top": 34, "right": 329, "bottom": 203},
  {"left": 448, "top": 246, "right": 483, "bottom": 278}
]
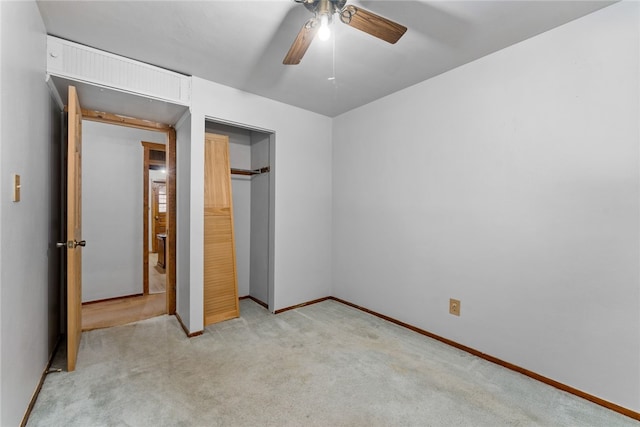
[{"left": 82, "top": 293, "right": 166, "bottom": 331}]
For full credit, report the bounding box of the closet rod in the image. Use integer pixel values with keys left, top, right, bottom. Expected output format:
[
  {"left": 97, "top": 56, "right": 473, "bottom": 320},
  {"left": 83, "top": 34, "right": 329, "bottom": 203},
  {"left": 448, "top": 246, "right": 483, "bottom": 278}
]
[{"left": 230, "top": 166, "right": 270, "bottom": 176}]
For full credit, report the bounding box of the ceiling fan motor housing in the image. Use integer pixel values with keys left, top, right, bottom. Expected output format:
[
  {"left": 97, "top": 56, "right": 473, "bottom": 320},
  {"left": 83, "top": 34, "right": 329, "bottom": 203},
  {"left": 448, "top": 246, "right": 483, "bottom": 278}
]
[{"left": 303, "top": 0, "right": 347, "bottom": 17}]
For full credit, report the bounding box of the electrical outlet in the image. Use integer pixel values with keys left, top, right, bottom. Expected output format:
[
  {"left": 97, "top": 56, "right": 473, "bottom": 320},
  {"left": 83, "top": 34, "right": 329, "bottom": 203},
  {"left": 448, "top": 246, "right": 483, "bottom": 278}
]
[{"left": 449, "top": 298, "right": 460, "bottom": 316}]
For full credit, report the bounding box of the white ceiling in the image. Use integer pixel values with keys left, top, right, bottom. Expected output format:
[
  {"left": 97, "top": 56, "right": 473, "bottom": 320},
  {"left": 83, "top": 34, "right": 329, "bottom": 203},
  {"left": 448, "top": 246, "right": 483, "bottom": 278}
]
[{"left": 37, "top": 0, "right": 615, "bottom": 118}]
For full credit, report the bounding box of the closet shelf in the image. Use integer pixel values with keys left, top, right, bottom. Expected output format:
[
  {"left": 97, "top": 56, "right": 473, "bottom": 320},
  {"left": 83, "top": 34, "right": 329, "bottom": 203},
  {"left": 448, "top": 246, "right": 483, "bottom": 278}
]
[{"left": 230, "top": 166, "right": 270, "bottom": 176}]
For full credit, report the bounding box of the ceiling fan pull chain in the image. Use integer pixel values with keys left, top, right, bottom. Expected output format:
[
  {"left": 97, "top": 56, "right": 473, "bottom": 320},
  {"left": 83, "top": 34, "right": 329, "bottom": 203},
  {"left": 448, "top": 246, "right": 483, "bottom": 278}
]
[{"left": 330, "top": 28, "right": 337, "bottom": 83}]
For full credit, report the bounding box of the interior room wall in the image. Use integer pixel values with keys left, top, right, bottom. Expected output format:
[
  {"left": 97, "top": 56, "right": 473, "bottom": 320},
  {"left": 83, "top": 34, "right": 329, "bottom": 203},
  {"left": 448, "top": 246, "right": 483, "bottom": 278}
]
[
  {"left": 332, "top": 1, "right": 639, "bottom": 412},
  {"left": 188, "top": 78, "right": 332, "bottom": 331},
  {"left": 250, "top": 131, "right": 271, "bottom": 305},
  {"left": 82, "top": 121, "right": 165, "bottom": 302},
  {"left": 0, "top": 1, "right": 62, "bottom": 425},
  {"left": 176, "top": 110, "right": 192, "bottom": 330}
]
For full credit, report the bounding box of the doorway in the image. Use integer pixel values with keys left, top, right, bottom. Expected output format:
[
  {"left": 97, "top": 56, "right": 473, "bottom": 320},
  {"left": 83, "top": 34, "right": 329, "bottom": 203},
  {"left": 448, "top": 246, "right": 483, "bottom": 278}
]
[
  {"left": 150, "top": 180, "right": 167, "bottom": 293},
  {"left": 143, "top": 141, "right": 168, "bottom": 297},
  {"left": 79, "top": 117, "right": 176, "bottom": 331}
]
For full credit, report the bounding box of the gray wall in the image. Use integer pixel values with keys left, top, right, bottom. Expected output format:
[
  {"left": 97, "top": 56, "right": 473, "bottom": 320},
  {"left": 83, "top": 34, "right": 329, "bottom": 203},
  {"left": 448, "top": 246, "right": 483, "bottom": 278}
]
[
  {"left": 176, "top": 111, "right": 192, "bottom": 329},
  {"left": 230, "top": 153, "right": 252, "bottom": 297},
  {"left": 0, "top": 1, "right": 62, "bottom": 424},
  {"left": 82, "top": 121, "right": 165, "bottom": 302},
  {"left": 250, "top": 132, "right": 271, "bottom": 305},
  {"left": 332, "top": 2, "right": 639, "bottom": 412}
]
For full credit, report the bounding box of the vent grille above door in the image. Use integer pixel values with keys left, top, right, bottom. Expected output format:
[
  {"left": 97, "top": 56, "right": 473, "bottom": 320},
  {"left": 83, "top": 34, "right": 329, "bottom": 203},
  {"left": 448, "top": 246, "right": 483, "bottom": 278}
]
[{"left": 47, "top": 36, "right": 190, "bottom": 105}]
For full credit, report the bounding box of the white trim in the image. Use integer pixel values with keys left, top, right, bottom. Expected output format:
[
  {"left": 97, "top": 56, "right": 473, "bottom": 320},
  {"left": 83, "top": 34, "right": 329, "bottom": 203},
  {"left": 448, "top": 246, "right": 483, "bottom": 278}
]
[
  {"left": 47, "top": 36, "right": 191, "bottom": 106},
  {"left": 175, "top": 108, "right": 191, "bottom": 130},
  {"left": 204, "top": 115, "right": 275, "bottom": 135},
  {"left": 45, "top": 75, "right": 64, "bottom": 110}
]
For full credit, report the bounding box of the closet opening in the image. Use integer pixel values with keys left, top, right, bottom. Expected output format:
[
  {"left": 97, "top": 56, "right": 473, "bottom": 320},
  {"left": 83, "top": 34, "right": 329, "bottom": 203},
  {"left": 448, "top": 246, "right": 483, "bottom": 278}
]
[{"left": 204, "top": 120, "right": 275, "bottom": 313}]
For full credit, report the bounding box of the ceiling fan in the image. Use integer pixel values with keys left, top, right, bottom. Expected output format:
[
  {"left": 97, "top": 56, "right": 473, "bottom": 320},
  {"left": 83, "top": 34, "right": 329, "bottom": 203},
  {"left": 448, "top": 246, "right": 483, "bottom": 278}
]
[{"left": 283, "top": 0, "right": 407, "bottom": 65}]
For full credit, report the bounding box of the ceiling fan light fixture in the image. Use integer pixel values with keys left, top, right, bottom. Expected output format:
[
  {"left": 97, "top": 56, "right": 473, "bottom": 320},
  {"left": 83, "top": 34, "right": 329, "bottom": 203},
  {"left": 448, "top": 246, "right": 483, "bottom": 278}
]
[
  {"left": 318, "top": 14, "right": 331, "bottom": 41},
  {"left": 284, "top": 0, "right": 406, "bottom": 65}
]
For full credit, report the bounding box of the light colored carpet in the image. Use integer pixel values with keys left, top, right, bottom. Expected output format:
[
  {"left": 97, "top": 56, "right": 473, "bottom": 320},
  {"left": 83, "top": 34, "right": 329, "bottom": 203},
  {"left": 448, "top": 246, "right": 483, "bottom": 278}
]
[{"left": 28, "top": 299, "right": 637, "bottom": 426}]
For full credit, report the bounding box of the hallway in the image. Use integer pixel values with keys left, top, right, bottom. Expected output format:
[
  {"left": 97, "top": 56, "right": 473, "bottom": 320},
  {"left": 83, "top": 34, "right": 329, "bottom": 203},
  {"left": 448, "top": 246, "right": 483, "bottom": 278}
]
[{"left": 82, "top": 253, "right": 166, "bottom": 331}]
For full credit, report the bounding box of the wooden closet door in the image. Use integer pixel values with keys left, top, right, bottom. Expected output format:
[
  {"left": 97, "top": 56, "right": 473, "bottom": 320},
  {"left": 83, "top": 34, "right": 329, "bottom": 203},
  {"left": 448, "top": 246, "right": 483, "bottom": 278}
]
[{"left": 203, "top": 133, "right": 239, "bottom": 325}]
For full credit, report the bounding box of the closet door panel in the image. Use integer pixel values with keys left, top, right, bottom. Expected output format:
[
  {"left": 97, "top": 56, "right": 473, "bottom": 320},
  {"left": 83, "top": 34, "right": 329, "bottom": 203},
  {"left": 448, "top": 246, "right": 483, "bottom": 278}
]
[{"left": 204, "top": 133, "right": 239, "bottom": 326}]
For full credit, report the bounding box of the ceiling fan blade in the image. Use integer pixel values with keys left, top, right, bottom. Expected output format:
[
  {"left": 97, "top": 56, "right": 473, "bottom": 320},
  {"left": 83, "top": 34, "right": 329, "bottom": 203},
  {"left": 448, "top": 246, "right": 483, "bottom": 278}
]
[
  {"left": 283, "top": 19, "right": 318, "bottom": 65},
  {"left": 341, "top": 5, "right": 407, "bottom": 44}
]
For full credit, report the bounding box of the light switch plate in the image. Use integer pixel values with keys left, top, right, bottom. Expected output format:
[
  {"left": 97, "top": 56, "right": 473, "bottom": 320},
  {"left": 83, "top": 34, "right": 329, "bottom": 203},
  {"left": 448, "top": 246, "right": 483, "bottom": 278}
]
[{"left": 12, "top": 174, "right": 20, "bottom": 202}]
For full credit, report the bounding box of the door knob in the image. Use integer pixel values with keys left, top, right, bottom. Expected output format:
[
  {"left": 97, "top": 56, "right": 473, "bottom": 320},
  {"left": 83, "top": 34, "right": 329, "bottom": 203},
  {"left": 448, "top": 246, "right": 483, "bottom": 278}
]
[{"left": 57, "top": 240, "right": 86, "bottom": 248}]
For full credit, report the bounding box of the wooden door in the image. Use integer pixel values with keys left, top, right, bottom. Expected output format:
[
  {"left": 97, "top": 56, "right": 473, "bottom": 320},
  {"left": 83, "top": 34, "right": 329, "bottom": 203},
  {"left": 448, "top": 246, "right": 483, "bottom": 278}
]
[
  {"left": 203, "top": 133, "right": 239, "bottom": 326},
  {"left": 151, "top": 181, "right": 167, "bottom": 253},
  {"left": 67, "top": 86, "right": 84, "bottom": 371}
]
